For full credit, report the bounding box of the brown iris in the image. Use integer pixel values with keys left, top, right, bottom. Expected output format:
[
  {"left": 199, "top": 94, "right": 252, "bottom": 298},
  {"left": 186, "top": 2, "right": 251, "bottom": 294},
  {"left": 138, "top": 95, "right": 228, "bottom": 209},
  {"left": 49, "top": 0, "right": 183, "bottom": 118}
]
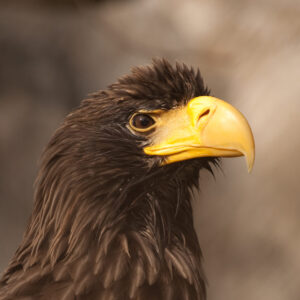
[{"left": 129, "top": 113, "right": 156, "bottom": 132}]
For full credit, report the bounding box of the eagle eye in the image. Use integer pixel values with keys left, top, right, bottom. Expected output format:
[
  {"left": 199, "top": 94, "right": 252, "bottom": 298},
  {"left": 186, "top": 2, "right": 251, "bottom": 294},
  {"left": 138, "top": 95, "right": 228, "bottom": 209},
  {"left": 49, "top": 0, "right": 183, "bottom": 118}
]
[{"left": 129, "top": 113, "right": 156, "bottom": 132}]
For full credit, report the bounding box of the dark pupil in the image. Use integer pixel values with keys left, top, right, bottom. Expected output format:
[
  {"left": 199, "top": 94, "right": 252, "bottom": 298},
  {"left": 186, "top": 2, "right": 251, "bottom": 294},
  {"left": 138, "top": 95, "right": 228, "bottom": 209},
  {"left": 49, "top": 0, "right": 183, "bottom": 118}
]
[{"left": 133, "top": 114, "right": 154, "bottom": 129}]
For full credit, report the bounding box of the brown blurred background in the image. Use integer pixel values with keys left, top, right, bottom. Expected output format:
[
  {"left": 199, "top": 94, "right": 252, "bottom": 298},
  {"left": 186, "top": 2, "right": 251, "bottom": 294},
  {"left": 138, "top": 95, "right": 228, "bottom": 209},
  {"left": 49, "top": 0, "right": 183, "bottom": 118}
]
[{"left": 0, "top": 0, "right": 299, "bottom": 299}]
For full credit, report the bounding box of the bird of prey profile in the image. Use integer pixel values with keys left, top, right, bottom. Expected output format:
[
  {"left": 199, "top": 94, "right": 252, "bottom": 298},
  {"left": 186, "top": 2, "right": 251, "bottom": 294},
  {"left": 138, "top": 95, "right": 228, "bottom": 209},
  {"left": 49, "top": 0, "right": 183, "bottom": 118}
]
[{"left": 0, "top": 59, "right": 254, "bottom": 300}]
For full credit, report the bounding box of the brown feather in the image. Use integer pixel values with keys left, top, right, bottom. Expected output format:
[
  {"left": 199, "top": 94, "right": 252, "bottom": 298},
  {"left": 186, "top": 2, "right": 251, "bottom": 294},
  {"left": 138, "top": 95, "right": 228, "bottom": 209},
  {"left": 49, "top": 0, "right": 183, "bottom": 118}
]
[{"left": 0, "top": 59, "right": 212, "bottom": 300}]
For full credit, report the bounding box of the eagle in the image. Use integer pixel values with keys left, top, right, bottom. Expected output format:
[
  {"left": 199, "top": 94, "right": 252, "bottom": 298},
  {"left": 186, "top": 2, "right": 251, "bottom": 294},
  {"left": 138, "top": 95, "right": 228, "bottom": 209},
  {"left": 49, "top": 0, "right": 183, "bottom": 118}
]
[{"left": 0, "top": 59, "right": 254, "bottom": 300}]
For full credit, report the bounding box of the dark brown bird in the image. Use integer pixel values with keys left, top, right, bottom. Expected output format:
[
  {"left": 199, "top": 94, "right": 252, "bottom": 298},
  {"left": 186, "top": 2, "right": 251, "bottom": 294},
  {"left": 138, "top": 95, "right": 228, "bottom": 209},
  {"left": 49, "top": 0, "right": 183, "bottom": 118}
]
[{"left": 0, "top": 59, "right": 254, "bottom": 300}]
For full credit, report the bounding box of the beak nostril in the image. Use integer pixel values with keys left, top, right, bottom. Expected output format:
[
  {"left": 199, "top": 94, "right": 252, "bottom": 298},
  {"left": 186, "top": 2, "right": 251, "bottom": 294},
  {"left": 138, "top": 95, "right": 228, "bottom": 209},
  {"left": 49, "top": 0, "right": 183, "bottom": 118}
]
[{"left": 198, "top": 109, "right": 210, "bottom": 122}]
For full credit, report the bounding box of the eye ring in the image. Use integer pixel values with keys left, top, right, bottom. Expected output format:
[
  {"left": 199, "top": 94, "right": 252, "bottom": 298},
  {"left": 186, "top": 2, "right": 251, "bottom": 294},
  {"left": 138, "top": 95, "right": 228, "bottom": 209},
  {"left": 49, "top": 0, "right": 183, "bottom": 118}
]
[{"left": 129, "top": 113, "right": 156, "bottom": 132}]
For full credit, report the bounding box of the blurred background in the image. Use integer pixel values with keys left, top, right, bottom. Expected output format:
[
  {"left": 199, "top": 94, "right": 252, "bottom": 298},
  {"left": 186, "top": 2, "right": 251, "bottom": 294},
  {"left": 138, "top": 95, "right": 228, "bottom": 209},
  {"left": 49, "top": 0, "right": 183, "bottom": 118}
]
[{"left": 0, "top": 0, "right": 299, "bottom": 299}]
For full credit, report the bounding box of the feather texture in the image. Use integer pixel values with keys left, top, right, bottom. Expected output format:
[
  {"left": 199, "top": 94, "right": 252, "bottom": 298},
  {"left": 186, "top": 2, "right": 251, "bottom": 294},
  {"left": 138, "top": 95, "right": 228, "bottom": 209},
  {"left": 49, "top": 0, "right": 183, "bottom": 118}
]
[{"left": 0, "top": 59, "right": 213, "bottom": 300}]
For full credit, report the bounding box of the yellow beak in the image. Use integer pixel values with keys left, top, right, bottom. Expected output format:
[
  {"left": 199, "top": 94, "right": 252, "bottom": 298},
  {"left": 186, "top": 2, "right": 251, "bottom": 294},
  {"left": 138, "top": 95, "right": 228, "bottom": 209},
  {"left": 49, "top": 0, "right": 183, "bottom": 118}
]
[{"left": 144, "top": 96, "right": 255, "bottom": 172}]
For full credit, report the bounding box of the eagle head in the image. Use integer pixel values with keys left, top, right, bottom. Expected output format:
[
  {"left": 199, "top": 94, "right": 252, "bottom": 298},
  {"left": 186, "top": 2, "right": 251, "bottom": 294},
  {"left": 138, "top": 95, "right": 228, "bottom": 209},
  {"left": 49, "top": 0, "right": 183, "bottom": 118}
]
[
  {"left": 0, "top": 58, "right": 254, "bottom": 300},
  {"left": 47, "top": 59, "right": 253, "bottom": 189}
]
